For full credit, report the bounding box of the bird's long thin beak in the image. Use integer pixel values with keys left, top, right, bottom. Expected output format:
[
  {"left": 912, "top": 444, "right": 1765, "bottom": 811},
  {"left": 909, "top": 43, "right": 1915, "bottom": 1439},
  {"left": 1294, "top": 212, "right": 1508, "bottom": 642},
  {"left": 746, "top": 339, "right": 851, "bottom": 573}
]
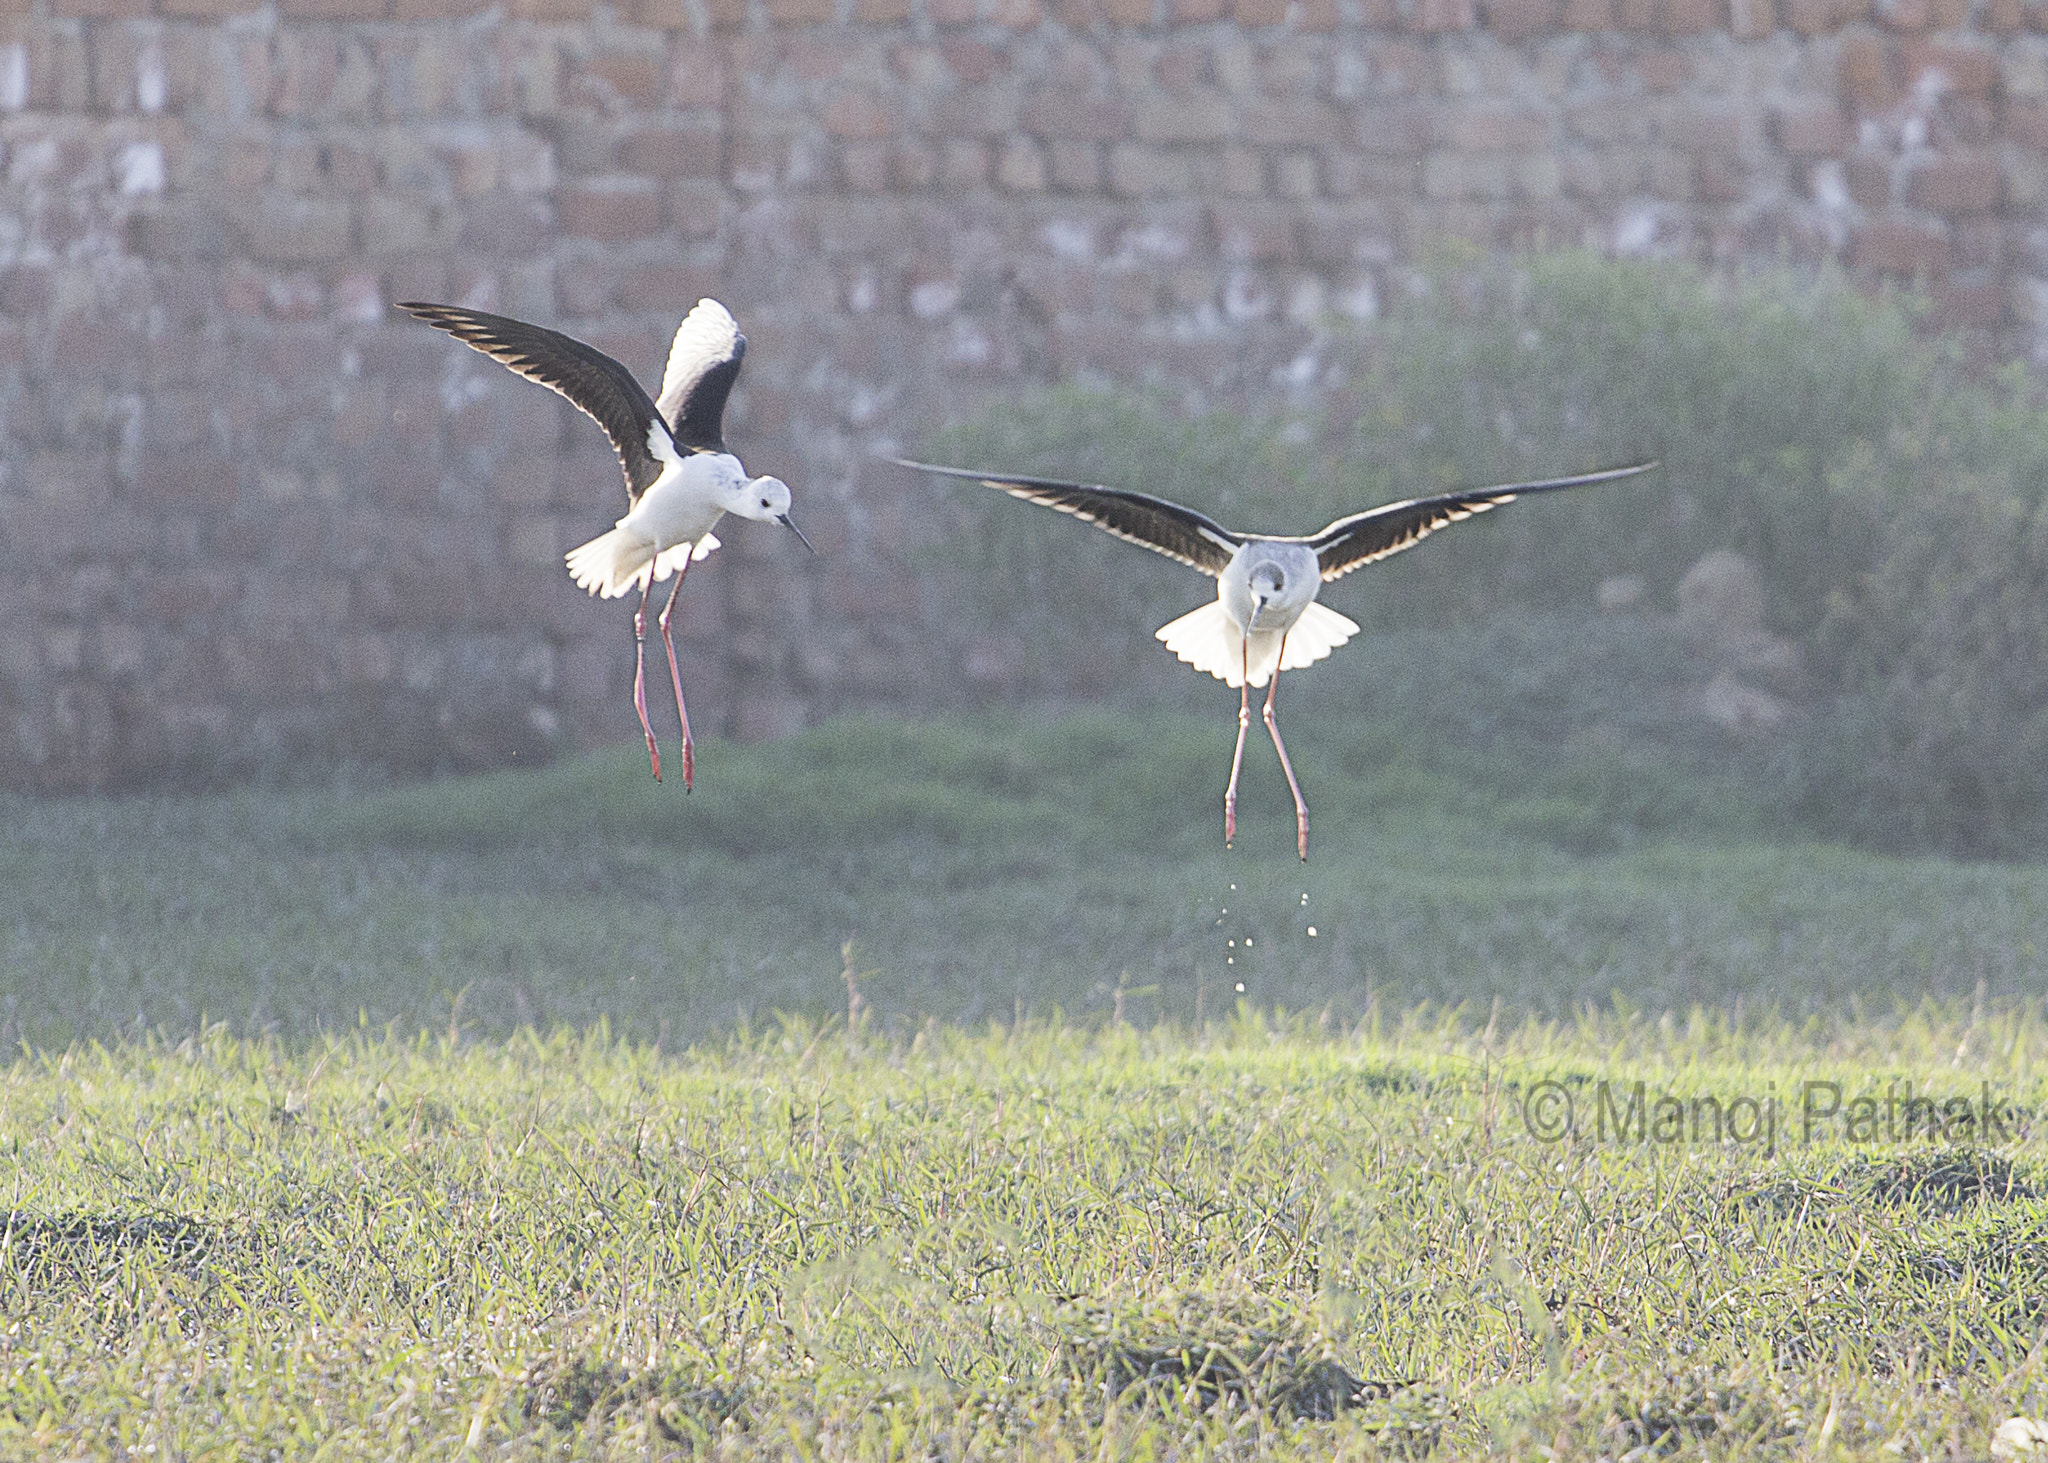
[{"left": 779, "top": 513, "right": 816, "bottom": 554}]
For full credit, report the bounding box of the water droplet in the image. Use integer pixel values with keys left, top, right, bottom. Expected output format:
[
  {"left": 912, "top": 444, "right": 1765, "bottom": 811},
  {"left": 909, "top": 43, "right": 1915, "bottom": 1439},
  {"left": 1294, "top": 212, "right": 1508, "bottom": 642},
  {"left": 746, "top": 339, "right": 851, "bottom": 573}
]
[
  {"left": 1229, "top": 884, "right": 1237, "bottom": 890},
  {"left": 1244, "top": 938, "right": 1253, "bottom": 947},
  {"left": 1307, "top": 926, "right": 1317, "bottom": 937},
  {"left": 1226, "top": 956, "right": 1234, "bottom": 965},
  {"left": 1234, "top": 982, "right": 1245, "bottom": 992}
]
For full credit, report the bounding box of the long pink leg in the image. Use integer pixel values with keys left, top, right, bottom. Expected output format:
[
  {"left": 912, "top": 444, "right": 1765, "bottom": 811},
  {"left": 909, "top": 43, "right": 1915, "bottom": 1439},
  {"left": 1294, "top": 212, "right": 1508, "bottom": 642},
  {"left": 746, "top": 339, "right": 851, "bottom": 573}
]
[
  {"left": 657, "top": 553, "right": 694, "bottom": 791},
  {"left": 632, "top": 570, "right": 662, "bottom": 781},
  {"left": 1224, "top": 635, "right": 1251, "bottom": 848},
  {"left": 1262, "top": 636, "right": 1308, "bottom": 861}
]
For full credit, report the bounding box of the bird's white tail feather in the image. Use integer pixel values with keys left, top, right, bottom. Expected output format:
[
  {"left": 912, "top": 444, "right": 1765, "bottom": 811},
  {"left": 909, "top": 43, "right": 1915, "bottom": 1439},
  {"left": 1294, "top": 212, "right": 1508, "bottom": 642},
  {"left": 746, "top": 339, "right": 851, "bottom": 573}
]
[
  {"left": 1277, "top": 602, "right": 1360, "bottom": 672},
  {"left": 1156, "top": 601, "right": 1360, "bottom": 689},
  {"left": 565, "top": 526, "right": 656, "bottom": 599},
  {"left": 567, "top": 528, "right": 721, "bottom": 599},
  {"left": 1156, "top": 602, "right": 1248, "bottom": 685}
]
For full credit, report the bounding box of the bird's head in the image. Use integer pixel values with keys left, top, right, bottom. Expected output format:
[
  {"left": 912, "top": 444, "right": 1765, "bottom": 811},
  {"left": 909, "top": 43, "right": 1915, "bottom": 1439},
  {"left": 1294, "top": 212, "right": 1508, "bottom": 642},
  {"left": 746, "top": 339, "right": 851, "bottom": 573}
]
[
  {"left": 730, "top": 474, "right": 815, "bottom": 553},
  {"left": 1248, "top": 564, "right": 1286, "bottom": 621}
]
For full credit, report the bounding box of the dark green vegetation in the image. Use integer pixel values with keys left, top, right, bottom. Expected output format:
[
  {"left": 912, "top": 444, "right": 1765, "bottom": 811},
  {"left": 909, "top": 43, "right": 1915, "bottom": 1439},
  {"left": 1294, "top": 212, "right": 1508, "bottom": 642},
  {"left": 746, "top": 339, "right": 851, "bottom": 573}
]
[
  {"left": 7, "top": 702, "right": 2048, "bottom": 1047},
  {"left": 927, "top": 253, "right": 2048, "bottom": 857},
  {"left": 5, "top": 1013, "right": 2044, "bottom": 1457}
]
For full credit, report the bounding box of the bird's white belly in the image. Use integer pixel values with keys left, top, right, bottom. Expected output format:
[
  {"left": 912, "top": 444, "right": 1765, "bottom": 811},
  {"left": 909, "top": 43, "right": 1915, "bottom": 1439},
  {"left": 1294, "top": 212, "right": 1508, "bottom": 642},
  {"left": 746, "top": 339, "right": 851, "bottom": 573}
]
[{"left": 619, "top": 454, "right": 731, "bottom": 551}]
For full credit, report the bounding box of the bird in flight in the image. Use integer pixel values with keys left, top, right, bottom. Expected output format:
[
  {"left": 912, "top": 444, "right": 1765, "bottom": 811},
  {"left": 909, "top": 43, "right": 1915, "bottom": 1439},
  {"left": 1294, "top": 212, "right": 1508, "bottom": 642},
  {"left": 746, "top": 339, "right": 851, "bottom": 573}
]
[
  {"left": 895, "top": 456, "right": 1657, "bottom": 859},
  {"left": 402, "top": 298, "right": 813, "bottom": 786}
]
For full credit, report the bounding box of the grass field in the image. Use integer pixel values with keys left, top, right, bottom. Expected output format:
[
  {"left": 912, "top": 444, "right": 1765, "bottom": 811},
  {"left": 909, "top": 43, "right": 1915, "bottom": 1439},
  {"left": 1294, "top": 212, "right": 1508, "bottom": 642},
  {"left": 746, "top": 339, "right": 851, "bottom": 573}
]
[
  {"left": 7, "top": 677, "right": 2048, "bottom": 1456},
  {"left": 5, "top": 1013, "right": 2044, "bottom": 1457},
  {"left": 4, "top": 672, "right": 2046, "bottom": 1049}
]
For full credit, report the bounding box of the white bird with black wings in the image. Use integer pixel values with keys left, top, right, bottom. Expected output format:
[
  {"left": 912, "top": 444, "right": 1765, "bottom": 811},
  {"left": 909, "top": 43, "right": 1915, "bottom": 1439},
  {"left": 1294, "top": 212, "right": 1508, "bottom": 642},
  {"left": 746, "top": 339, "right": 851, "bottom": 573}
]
[
  {"left": 895, "top": 456, "right": 1657, "bottom": 859},
  {"left": 402, "top": 298, "right": 813, "bottom": 787}
]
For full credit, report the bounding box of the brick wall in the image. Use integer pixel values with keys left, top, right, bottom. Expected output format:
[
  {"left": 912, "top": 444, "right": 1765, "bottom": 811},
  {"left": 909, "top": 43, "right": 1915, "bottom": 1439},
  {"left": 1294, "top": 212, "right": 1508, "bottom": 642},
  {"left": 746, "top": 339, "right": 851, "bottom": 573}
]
[{"left": 2, "top": 0, "right": 2044, "bottom": 788}]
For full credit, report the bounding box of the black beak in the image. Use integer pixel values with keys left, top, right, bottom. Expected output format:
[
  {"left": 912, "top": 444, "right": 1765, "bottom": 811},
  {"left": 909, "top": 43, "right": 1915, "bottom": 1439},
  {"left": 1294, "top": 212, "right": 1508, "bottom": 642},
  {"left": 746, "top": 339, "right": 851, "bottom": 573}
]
[{"left": 779, "top": 513, "right": 816, "bottom": 554}]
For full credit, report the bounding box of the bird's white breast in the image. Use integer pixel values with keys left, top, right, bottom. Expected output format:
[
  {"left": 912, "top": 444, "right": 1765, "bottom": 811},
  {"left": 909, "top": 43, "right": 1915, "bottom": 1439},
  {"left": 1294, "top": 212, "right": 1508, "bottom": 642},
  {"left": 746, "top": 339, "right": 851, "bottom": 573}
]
[
  {"left": 1219, "top": 540, "right": 1322, "bottom": 632},
  {"left": 620, "top": 451, "right": 745, "bottom": 550}
]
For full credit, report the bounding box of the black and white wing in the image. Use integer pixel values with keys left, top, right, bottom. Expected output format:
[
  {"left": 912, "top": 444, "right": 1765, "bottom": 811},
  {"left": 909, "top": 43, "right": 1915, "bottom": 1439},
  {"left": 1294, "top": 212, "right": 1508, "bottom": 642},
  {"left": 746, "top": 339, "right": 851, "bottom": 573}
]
[
  {"left": 1303, "top": 461, "right": 1658, "bottom": 582},
  {"left": 654, "top": 299, "right": 746, "bottom": 454},
  {"left": 399, "top": 302, "right": 673, "bottom": 504},
  {"left": 893, "top": 459, "right": 1242, "bottom": 576}
]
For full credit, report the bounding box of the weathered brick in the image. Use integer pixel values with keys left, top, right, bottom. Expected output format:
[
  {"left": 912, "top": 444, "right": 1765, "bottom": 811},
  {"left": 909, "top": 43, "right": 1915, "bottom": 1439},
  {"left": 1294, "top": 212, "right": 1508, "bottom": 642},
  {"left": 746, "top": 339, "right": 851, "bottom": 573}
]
[
  {"left": 1728, "top": 0, "right": 1772, "bottom": 36},
  {"left": 1450, "top": 107, "right": 1547, "bottom": 150},
  {"left": 1486, "top": 0, "right": 1559, "bottom": 35},
  {"left": 633, "top": 0, "right": 690, "bottom": 28},
  {"left": 1772, "top": 100, "right": 1845, "bottom": 156},
  {"left": 1108, "top": 143, "right": 1192, "bottom": 194},
  {"left": 2007, "top": 100, "right": 2048, "bottom": 148},
  {"left": 1021, "top": 93, "right": 1132, "bottom": 142},
  {"left": 575, "top": 54, "right": 665, "bottom": 108},
  {"left": 361, "top": 193, "right": 454, "bottom": 254},
  {"left": 1210, "top": 200, "right": 1297, "bottom": 259},
  {"left": 392, "top": 0, "right": 494, "bottom": 18},
  {"left": 1844, "top": 148, "right": 1892, "bottom": 203},
  {"left": 279, "top": 0, "right": 390, "bottom": 19},
  {"left": 1405, "top": 0, "right": 1475, "bottom": 25},
  {"left": 842, "top": 140, "right": 890, "bottom": 188},
  {"left": 137, "top": 449, "right": 238, "bottom": 509},
  {"left": 235, "top": 195, "right": 354, "bottom": 264},
  {"left": 824, "top": 92, "right": 896, "bottom": 139},
  {"left": 1661, "top": 0, "right": 1719, "bottom": 32},
  {"left": 1136, "top": 92, "right": 1234, "bottom": 142},
  {"left": 1047, "top": 138, "right": 1101, "bottom": 189},
  {"left": 510, "top": 0, "right": 592, "bottom": 19},
  {"left": 1781, "top": 0, "right": 1833, "bottom": 31},
  {"left": 1900, "top": 39, "right": 1999, "bottom": 96},
  {"left": 1242, "top": 98, "right": 1340, "bottom": 146},
  {"left": 53, "top": 0, "right": 150, "bottom": 20},
  {"left": 462, "top": 195, "right": 554, "bottom": 254},
  {"left": 1932, "top": 273, "right": 2005, "bottom": 326},
  {"left": 1852, "top": 218, "right": 1948, "bottom": 274},
  {"left": 157, "top": 0, "right": 264, "bottom": 16},
  {"left": 1838, "top": 30, "right": 1897, "bottom": 110},
  {"left": 1352, "top": 101, "right": 1435, "bottom": 154},
  {"left": 941, "top": 138, "right": 989, "bottom": 187},
  {"left": 559, "top": 179, "right": 662, "bottom": 240},
  {"left": 22, "top": 452, "right": 113, "bottom": 507},
  {"left": 996, "top": 136, "right": 1047, "bottom": 189},
  {"left": 1908, "top": 152, "right": 2000, "bottom": 212}
]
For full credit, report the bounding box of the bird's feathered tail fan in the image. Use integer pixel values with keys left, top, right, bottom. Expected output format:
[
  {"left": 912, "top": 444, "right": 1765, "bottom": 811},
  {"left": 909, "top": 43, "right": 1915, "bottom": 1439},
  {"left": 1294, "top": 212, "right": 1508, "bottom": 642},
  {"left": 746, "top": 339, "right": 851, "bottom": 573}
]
[
  {"left": 1156, "top": 601, "right": 1360, "bottom": 689},
  {"left": 566, "top": 527, "right": 721, "bottom": 599},
  {"left": 1276, "top": 602, "right": 1360, "bottom": 672}
]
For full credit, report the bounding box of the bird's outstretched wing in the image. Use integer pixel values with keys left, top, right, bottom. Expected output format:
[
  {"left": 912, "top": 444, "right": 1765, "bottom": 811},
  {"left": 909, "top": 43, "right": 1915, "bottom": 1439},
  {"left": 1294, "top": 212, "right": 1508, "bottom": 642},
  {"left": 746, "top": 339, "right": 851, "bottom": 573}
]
[
  {"left": 399, "top": 302, "right": 671, "bottom": 504},
  {"left": 893, "top": 459, "right": 1242, "bottom": 575},
  {"left": 655, "top": 299, "right": 746, "bottom": 454},
  {"left": 1301, "top": 461, "right": 1658, "bottom": 582}
]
